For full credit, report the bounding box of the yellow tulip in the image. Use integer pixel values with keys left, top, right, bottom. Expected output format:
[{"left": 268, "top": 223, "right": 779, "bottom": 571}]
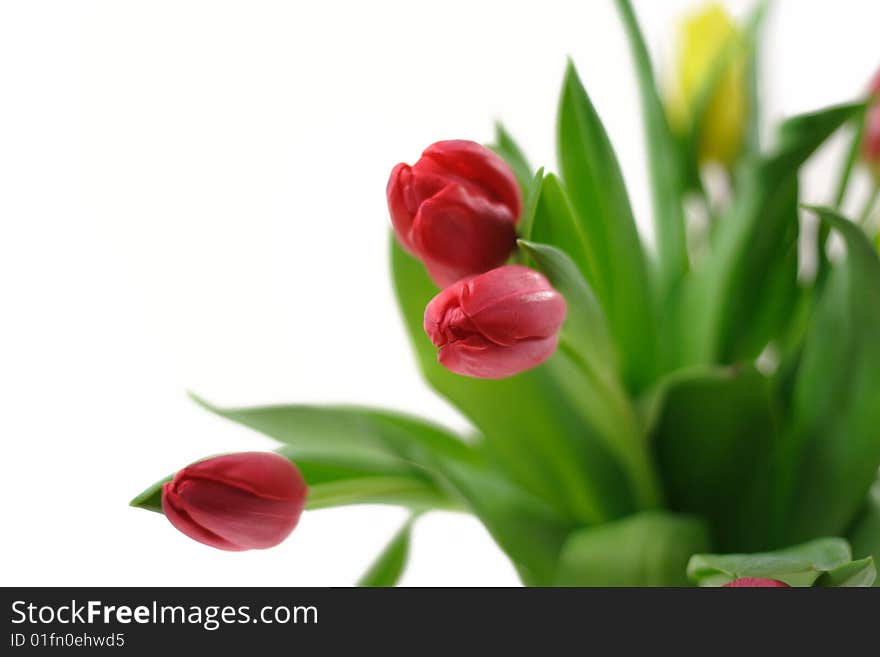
[{"left": 668, "top": 3, "right": 748, "bottom": 166}]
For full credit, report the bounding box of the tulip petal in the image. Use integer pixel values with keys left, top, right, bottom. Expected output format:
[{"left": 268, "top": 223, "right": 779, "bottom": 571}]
[
  {"left": 182, "top": 452, "right": 307, "bottom": 502},
  {"left": 387, "top": 140, "right": 522, "bottom": 286},
  {"left": 162, "top": 483, "right": 244, "bottom": 551},
  {"left": 413, "top": 184, "right": 517, "bottom": 287},
  {"left": 457, "top": 266, "right": 567, "bottom": 345},
  {"left": 419, "top": 139, "right": 523, "bottom": 218},
  {"left": 174, "top": 478, "right": 303, "bottom": 550},
  {"left": 439, "top": 334, "right": 559, "bottom": 379},
  {"left": 386, "top": 163, "right": 416, "bottom": 252},
  {"left": 467, "top": 290, "right": 566, "bottom": 346}
]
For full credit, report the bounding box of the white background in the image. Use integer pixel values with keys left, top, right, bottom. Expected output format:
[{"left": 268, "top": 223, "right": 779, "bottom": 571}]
[{"left": 1, "top": 0, "right": 878, "bottom": 586}]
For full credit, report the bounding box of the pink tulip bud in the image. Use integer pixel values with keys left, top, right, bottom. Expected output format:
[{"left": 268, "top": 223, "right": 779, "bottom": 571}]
[
  {"left": 423, "top": 265, "right": 567, "bottom": 379},
  {"left": 162, "top": 452, "right": 307, "bottom": 551},
  {"left": 388, "top": 140, "right": 522, "bottom": 287},
  {"left": 723, "top": 578, "right": 790, "bottom": 588},
  {"left": 864, "top": 72, "right": 880, "bottom": 179}
]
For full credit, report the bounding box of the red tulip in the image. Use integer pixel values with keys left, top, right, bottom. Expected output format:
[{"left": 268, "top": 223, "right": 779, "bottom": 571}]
[
  {"left": 424, "top": 265, "right": 567, "bottom": 379},
  {"left": 865, "top": 72, "right": 880, "bottom": 179},
  {"left": 162, "top": 452, "right": 307, "bottom": 551},
  {"left": 723, "top": 578, "right": 790, "bottom": 588},
  {"left": 388, "top": 140, "right": 522, "bottom": 287}
]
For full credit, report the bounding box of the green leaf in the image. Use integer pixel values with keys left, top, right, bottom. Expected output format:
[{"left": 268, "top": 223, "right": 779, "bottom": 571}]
[
  {"left": 773, "top": 206, "right": 880, "bottom": 544},
  {"left": 649, "top": 366, "right": 780, "bottom": 551},
  {"left": 821, "top": 108, "right": 870, "bottom": 283},
  {"left": 557, "top": 511, "right": 711, "bottom": 586},
  {"left": 357, "top": 516, "right": 416, "bottom": 587},
  {"left": 130, "top": 477, "right": 170, "bottom": 513},
  {"left": 189, "top": 393, "right": 476, "bottom": 468},
  {"left": 613, "top": 0, "right": 689, "bottom": 297},
  {"left": 557, "top": 60, "right": 656, "bottom": 392},
  {"left": 831, "top": 109, "right": 868, "bottom": 209},
  {"left": 517, "top": 168, "right": 544, "bottom": 242},
  {"left": 391, "top": 237, "right": 634, "bottom": 526},
  {"left": 677, "top": 103, "right": 864, "bottom": 367},
  {"left": 519, "top": 239, "right": 662, "bottom": 510},
  {"left": 688, "top": 537, "right": 853, "bottom": 587},
  {"left": 848, "top": 480, "right": 880, "bottom": 586},
  {"left": 291, "top": 455, "right": 457, "bottom": 511},
  {"left": 529, "top": 172, "right": 605, "bottom": 308},
  {"left": 489, "top": 122, "right": 534, "bottom": 198},
  {"left": 815, "top": 558, "right": 876, "bottom": 587}
]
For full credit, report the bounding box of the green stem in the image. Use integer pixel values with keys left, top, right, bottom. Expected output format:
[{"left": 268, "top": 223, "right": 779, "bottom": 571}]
[
  {"left": 832, "top": 117, "right": 866, "bottom": 209},
  {"left": 818, "top": 109, "right": 868, "bottom": 285},
  {"left": 857, "top": 184, "right": 879, "bottom": 228}
]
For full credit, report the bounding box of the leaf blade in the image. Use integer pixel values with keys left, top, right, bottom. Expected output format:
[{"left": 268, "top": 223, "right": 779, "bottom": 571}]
[
  {"left": 687, "top": 537, "right": 854, "bottom": 587},
  {"left": 488, "top": 121, "right": 534, "bottom": 197},
  {"left": 557, "top": 60, "right": 656, "bottom": 391},
  {"left": 357, "top": 516, "right": 416, "bottom": 587}
]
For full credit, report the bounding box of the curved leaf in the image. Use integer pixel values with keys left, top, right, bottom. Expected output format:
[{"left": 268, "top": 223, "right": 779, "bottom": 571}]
[
  {"left": 688, "top": 538, "right": 855, "bottom": 587},
  {"left": 529, "top": 173, "right": 606, "bottom": 308},
  {"left": 189, "top": 394, "right": 476, "bottom": 468},
  {"left": 488, "top": 122, "right": 534, "bottom": 197},
  {"left": 358, "top": 516, "right": 416, "bottom": 587},
  {"left": 815, "top": 558, "right": 876, "bottom": 587},
  {"left": 557, "top": 60, "right": 656, "bottom": 392},
  {"left": 517, "top": 168, "right": 544, "bottom": 242}
]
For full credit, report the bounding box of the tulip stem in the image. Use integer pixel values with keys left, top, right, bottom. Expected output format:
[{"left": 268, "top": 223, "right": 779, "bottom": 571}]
[
  {"left": 819, "top": 108, "right": 868, "bottom": 286},
  {"left": 831, "top": 114, "right": 866, "bottom": 211},
  {"left": 857, "top": 184, "right": 879, "bottom": 229}
]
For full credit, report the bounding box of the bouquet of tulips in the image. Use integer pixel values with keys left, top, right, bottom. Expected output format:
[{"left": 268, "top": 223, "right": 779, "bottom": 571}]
[{"left": 132, "top": 0, "right": 880, "bottom": 587}]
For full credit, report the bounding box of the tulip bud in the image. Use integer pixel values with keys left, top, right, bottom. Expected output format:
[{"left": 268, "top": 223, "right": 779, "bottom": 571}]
[
  {"left": 162, "top": 452, "right": 307, "bottom": 551},
  {"left": 423, "top": 265, "right": 567, "bottom": 379},
  {"left": 387, "top": 140, "right": 522, "bottom": 287},
  {"left": 864, "top": 70, "right": 880, "bottom": 181},
  {"left": 723, "top": 578, "right": 790, "bottom": 587},
  {"left": 668, "top": 3, "right": 747, "bottom": 165}
]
